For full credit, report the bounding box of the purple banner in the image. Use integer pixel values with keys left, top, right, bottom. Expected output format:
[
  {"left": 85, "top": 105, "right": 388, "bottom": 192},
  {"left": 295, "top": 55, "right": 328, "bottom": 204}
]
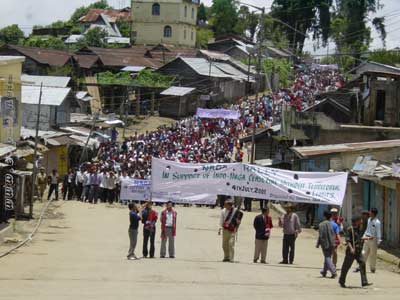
[{"left": 196, "top": 108, "right": 240, "bottom": 120}]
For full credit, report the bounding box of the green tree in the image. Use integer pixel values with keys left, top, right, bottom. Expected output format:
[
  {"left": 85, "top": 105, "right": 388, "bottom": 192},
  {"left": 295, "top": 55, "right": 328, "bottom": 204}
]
[
  {"left": 196, "top": 28, "right": 214, "bottom": 48},
  {"left": 209, "top": 0, "right": 238, "bottom": 37},
  {"left": 0, "top": 24, "right": 24, "bottom": 45},
  {"left": 22, "top": 36, "right": 66, "bottom": 50},
  {"left": 70, "top": 0, "right": 109, "bottom": 23},
  {"left": 234, "top": 6, "right": 258, "bottom": 39},
  {"left": 331, "top": 0, "right": 384, "bottom": 60},
  {"left": 197, "top": 3, "right": 209, "bottom": 24},
  {"left": 116, "top": 19, "right": 131, "bottom": 38},
  {"left": 76, "top": 27, "right": 107, "bottom": 48},
  {"left": 368, "top": 49, "right": 400, "bottom": 66},
  {"left": 271, "top": 0, "right": 333, "bottom": 53}
]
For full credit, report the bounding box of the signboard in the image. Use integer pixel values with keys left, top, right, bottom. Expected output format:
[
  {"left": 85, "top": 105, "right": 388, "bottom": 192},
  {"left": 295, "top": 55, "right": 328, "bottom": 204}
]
[
  {"left": 0, "top": 157, "right": 17, "bottom": 222},
  {"left": 120, "top": 179, "right": 151, "bottom": 202},
  {"left": 152, "top": 158, "right": 348, "bottom": 206},
  {"left": 196, "top": 108, "right": 240, "bottom": 119}
]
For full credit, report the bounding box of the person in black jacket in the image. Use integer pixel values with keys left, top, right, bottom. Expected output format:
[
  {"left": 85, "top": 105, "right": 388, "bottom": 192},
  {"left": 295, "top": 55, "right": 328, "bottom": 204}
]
[{"left": 253, "top": 207, "right": 273, "bottom": 263}]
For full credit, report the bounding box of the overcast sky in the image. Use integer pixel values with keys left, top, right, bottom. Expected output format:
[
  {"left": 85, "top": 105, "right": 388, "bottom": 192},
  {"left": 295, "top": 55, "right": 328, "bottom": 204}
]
[{"left": 0, "top": 0, "right": 399, "bottom": 54}]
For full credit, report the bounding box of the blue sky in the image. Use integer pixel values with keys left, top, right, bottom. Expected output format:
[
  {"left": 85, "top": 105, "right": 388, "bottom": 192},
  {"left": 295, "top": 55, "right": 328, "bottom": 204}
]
[{"left": 0, "top": 0, "right": 398, "bottom": 54}]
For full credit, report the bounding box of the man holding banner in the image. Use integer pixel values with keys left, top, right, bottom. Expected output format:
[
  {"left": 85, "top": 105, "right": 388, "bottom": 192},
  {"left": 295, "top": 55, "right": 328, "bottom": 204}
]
[{"left": 219, "top": 199, "right": 243, "bottom": 262}]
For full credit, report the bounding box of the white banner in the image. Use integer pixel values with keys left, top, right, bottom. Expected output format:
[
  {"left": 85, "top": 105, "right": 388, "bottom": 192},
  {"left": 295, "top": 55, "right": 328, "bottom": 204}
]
[
  {"left": 196, "top": 108, "right": 240, "bottom": 119},
  {"left": 120, "top": 179, "right": 151, "bottom": 201},
  {"left": 151, "top": 158, "right": 348, "bottom": 206}
]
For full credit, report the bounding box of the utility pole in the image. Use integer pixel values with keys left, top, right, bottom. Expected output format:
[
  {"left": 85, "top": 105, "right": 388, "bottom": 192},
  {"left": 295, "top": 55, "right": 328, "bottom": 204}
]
[
  {"left": 79, "top": 112, "right": 99, "bottom": 165},
  {"left": 250, "top": 7, "right": 265, "bottom": 164},
  {"left": 246, "top": 53, "right": 251, "bottom": 98},
  {"left": 30, "top": 83, "right": 43, "bottom": 218}
]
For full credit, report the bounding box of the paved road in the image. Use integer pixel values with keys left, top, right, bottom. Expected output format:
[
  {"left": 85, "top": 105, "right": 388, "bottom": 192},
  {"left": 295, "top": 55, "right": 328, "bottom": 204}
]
[{"left": 0, "top": 201, "right": 399, "bottom": 300}]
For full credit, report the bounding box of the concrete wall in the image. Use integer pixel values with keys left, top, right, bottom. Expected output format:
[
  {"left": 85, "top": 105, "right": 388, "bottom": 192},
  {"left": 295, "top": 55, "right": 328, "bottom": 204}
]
[
  {"left": 132, "top": 0, "right": 197, "bottom": 47},
  {"left": 0, "top": 57, "right": 24, "bottom": 143}
]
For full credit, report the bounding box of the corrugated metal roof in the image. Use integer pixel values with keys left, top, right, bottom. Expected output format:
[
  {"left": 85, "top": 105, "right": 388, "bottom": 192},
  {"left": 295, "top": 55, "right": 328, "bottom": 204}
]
[
  {"left": 179, "top": 57, "right": 236, "bottom": 78},
  {"left": 199, "top": 49, "right": 230, "bottom": 61},
  {"left": 77, "top": 47, "right": 161, "bottom": 68},
  {"left": 22, "top": 74, "right": 71, "bottom": 88},
  {"left": 292, "top": 139, "right": 400, "bottom": 158},
  {"left": 21, "top": 127, "right": 66, "bottom": 139},
  {"left": 4, "top": 45, "right": 72, "bottom": 67},
  {"left": 65, "top": 35, "right": 84, "bottom": 44},
  {"left": 213, "top": 62, "right": 250, "bottom": 81},
  {"left": 22, "top": 85, "right": 71, "bottom": 106},
  {"left": 121, "top": 66, "right": 147, "bottom": 72},
  {"left": 79, "top": 8, "right": 131, "bottom": 23},
  {"left": 73, "top": 54, "right": 99, "bottom": 69},
  {"left": 0, "top": 143, "right": 16, "bottom": 157},
  {"left": 0, "top": 56, "right": 25, "bottom": 63},
  {"left": 160, "top": 86, "right": 196, "bottom": 96},
  {"left": 106, "top": 37, "right": 130, "bottom": 44}
]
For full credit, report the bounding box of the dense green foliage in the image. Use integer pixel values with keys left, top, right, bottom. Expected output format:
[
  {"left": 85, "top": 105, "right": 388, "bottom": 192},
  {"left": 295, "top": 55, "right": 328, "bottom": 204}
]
[
  {"left": 0, "top": 24, "right": 24, "bottom": 45},
  {"left": 116, "top": 19, "right": 131, "bottom": 38},
  {"left": 196, "top": 28, "right": 214, "bottom": 48},
  {"left": 76, "top": 27, "right": 108, "bottom": 48},
  {"left": 263, "top": 59, "right": 292, "bottom": 88},
  {"left": 209, "top": 0, "right": 238, "bottom": 37},
  {"left": 271, "top": 0, "right": 333, "bottom": 53},
  {"left": 21, "top": 36, "right": 67, "bottom": 50},
  {"left": 97, "top": 70, "right": 175, "bottom": 88},
  {"left": 367, "top": 49, "right": 400, "bottom": 66}
]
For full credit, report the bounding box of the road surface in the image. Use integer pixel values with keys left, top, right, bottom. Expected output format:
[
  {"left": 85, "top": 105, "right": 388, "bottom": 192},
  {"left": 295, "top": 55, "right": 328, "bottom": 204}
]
[{"left": 0, "top": 201, "right": 399, "bottom": 300}]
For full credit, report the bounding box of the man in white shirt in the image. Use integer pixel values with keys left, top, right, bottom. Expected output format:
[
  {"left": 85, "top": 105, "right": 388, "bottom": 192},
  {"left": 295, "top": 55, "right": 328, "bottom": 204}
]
[
  {"left": 160, "top": 201, "right": 177, "bottom": 258},
  {"left": 362, "top": 208, "right": 382, "bottom": 273}
]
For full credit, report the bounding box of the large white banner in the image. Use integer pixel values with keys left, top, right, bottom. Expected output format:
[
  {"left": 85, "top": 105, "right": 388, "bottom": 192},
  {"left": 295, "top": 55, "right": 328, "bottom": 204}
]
[
  {"left": 120, "top": 179, "right": 151, "bottom": 201},
  {"left": 196, "top": 108, "right": 240, "bottom": 119},
  {"left": 151, "top": 158, "right": 348, "bottom": 206}
]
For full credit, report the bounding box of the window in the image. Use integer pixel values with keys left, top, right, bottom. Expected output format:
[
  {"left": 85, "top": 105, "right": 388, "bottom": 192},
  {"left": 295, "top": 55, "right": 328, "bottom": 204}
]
[
  {"left": 184, "top": 6, "right": 187, "bottom": 18},
  {"left": 191, "top": 31, "right": 194, "bottom": 40},
  {"left": 164, "top": 25, "right": 172, "bottom": 38},
  {"left": 184, "top": 29, "right": 187, "bottom": 39},
  {"left": 152, "top": 3, "right": 160, "bottom": 16},
  {"left": 191, "top": 7, "right": 195, "bottom": 19}
]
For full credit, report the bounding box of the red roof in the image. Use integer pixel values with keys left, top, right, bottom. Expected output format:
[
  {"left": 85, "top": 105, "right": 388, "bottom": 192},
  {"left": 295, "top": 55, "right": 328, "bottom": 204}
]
[{"left": 79, "top": 8, "right": 131, "bottom": 23}]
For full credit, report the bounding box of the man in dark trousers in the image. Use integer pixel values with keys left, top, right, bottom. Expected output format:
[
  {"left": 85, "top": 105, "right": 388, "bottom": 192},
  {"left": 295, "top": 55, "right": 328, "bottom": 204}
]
[
  {"left": 253, "top": 207, "right": 273, "bottom": 264},
  {"left": 141, "top": 201, "right": 158, "bottom": 258},
  {"left": 244, "top": 197, "right": 252, "bottom": 212},
  {"left": 316, "top": 211, "right": 337, "bottom": 278},
  {"left": 127, "top": 203, "right": 141, "bottom": 260},
  {"left": 339, "top": 216, "right": 372, "bottom": 288},
  {"left": 279, "top": 205, "right": 301, "bottom": 264}
]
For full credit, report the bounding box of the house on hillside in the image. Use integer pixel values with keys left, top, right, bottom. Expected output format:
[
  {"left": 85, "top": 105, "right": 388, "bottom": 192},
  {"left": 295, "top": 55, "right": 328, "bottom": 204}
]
[
  {"left": 157, "top": 57, "right": 250, "bottom": 103},
  {"left": 0, "top": 45, "right": 73, "bottom": 75},
  {"left": 21, "top": 75, "right": 75, "bottom": 130},
  {"left": 207, "top": 36, "right": 293, "bottom": 61},
  {"left": 65, "top": 8, "right": 131, "bottom": 46},
  {"left": 74, "top": 46, "right": 161, "bottom": 73},
  {"left": 131, "top": 0, "right": 199, "bottom": 48}
]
